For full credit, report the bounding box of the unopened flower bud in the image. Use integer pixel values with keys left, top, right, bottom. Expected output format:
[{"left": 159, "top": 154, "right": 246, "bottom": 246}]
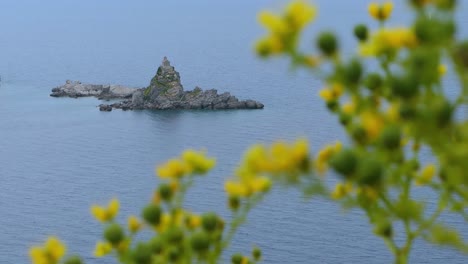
[
  {"left": 202, "top": 212, "right": 218, "bottom": 232},
  {"left": 357, "top": 158, "right": 383, "bottom": 186},
  {"left": 354, "top": 24, "right": 368, "bottom": 42},
  {"left": 104, "top": 224, "right": 124, "bottom": 246},
  {"left": 142, "top": 204, "right": 162, "bottom": 226},
  {"left": 379, "top": 125, "right": 402, "bottom": 150},
  {"left": 252, "top": 246, "right": 262, "bottom": 261},
  {"left": 232, "top": 253, "right": 243, "bottom": 264},
  {"left": 191, "top": 232, "right": 210, "bottom": 253},
  {"left": 330, "top": 149, "right": 358, "bottom": 177},
  {"left": 158, "top": 184, "right": 173, "bottom": 201},
  {"left": 64, "top": 256, "right": 83, "bottom": 264},
  {"left": 132, "top": 243, "right": 152, "bottom": 264},
  {"left": 317, "top": 32, "right": 338, "bottom": 56},
  {"left": 364, "top": 73, "right": 383, "bottom": 91}
]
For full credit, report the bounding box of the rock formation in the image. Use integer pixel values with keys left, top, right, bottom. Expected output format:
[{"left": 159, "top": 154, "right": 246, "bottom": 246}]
[
  {"left": 51, "top": 57, "right": 264, "bottom": 111},
  {"left": 50, "top": 80, "right": 138, "bottom": 99}
]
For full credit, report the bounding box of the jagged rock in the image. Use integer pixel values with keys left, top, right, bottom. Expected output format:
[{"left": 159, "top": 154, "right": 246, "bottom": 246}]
[
  {"left": 99, "top": 104, "right": 112, "bottom": 111},
  {"left": 51, "top": 81, "right": 139, "bottom": 99},
  {"left": 147, "top": 56, "right": 184, "bottom": 101},
  {"left": 51, "top": 57, "right": 264, "bottom": 111},
  {"left": 131, "top": 58, "right": 264, "bottom": 110},
  {"left": 131, "top": 90, "right": 145, "bottom": 109}
]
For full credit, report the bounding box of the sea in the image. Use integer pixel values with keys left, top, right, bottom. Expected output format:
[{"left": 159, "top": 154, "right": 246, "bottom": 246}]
[{"left": 1, "top": 0, "right": 467, "bottom": 263}]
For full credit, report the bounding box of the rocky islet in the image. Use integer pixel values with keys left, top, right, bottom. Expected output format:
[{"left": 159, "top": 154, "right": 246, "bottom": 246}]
[{"left": 51, "top": 57, "right": 264, "bottom": 111}]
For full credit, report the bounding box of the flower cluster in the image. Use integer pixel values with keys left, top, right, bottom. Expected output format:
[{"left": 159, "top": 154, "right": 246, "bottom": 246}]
[
  {"left": 256, "top": 1, "right": 316, "bottom": 57},
  {"left": 156, "top": 149, "right": 216, "bottom": 179},
  {"left": 30, "top": 237, "right": 81, "bottom": 264},
  {"left": 359, "top": 27, "right": 417, "bottom": 56},
  {"left": 315, "top": 141, "right": 342, "bottom": 175},
  {"left": 255, "top": 0, "right": 468, "bottom": 262},
  {"left": 31, "top": 146, "right": 266, "bottom": 264},
  {"left": 91, "top": 198, "right": 119, "bottom": 223},
  {"left": 368, "top": 2, "right": 393, "bottom": 21},
  {"left": 224, "top": 139, "right": 310, "bottom": 199}
]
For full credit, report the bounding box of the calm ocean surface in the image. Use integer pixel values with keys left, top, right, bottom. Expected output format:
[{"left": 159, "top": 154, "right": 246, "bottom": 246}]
[{"left": 1, "top": 0, "right": 467, "bottom": 263}]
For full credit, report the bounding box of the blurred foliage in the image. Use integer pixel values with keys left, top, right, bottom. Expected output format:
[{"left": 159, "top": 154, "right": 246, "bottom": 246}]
[
  {"left": 257, "top": 0, "right": 468, "bottom": 263},
  {"left": 30, "top": 0, "right": 468, "bottom": 264}
]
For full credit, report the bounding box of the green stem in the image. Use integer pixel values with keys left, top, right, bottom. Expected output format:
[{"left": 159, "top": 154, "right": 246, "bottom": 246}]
[
  {"left": 379, "top": 192, "right": 396, "bottom": 212},
  {"left": 220, "top": 194, "right": 264, "bottom": 252},
  {"left": 453, "top": 185, "right": 468, "bottom": 201},
  {"left": 383, "top": 236, "right": 399, "bottom": 256},
  {"left": 175, "top": 175, "right": 195, "bottom": 209},
  {"left": 395, "top": 248, "right": 409, "bottom": 264},
  {"left": 413, "top": 191, "right": 447, "bottom": 238},
  {"left": 222, "top": 200, "right": 254, "bottom": 249}
]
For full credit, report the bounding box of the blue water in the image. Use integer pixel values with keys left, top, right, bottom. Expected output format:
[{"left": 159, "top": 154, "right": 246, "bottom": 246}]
[{"left": 1, "top": 0, "right": 467, "bottom": 263}]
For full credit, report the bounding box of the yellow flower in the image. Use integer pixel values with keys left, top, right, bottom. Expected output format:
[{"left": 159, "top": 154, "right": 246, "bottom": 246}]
[
  {"left": 361, "top": 111, "right": 384, "bottom": 141},
  {"left": 334, "top": 141, "right": 342, "bottom": 151},
  {"left": 29, "top": 247, "right": 47, "bottom": 264},
  {"left": 291, "top": 138, "right": 309, "bottom": 164},
  {"left": 225, "top": 180, "right": 249, "bottom": 197},
  {"left": 285, "top": 0, "right": 317, "bottom": 29},
  {"left": 256, "top": 1, "right": 317, "bottom": 57},
  {"left": 91, "top": 198, "right": 120, "bottom": 223},
  {"left": 45, "top": 237, "right": 66, "bottom": 261},
  {"left": 256, "top": 35, "right": 284, "bottom": 56},
  {"left": 181, "top": 149, "right": 216, "bottom": 174},
  {"left": 384, "top": 28, "right": 417, "bottom": 48},
  {"left": 156, "top": 158, "right": 188, "bottom": 179},
  {"left": 127, "top": 215, "right": 142, "bottom": 233},
  {"left": 30, "top": 236, "right": 66, "bottom": 264},
  {"left": 94, "top": 241, "right": 112, "bottom": 257},
  {"left": 342, "top": 101, "right": 356, "bottom": 114},
  {"left": 150, "top": 209, "right": 186, "bottom": 233},
  {"left": 318, "top": 83, "right": 344, "bottom": 102},
  {"left": 187, "top": 214, "right": 201, "bottom": 229},
  {"left": 258, "top": 11, "right": 288, "bottom": 34},
  {"left": 358, "top": 186, "right": 379, "bottom": 201},
  {"left": 240, "top": 138, "right": 310, "bottom": 175},
  {"left": 315, "top": 141, "right": 342, "bottom": 175},
  {"left": 386, "top": 103, "right": 400, "bottom": 122},
  {"left": 155, "top": 213, "right": 173, "bottom": 232},
  {"left": 169, "top": 180, "right": 179, "bottom": 194},
  {"left": 317, "top": 142, "right": 341, "bottom": 163},
  {"left": 270, "top": 141, "right": 290, "bottom": 171},
  {"left": 152, "top": 191, "right": 161, "bottom": 205},
  {"left": 117, "top": 239, "right": 130, "bottom": 252},
  {"left": 368, "top": 2, "right": 393, "bottom": 21},
  {"left": 158, "top": 149, "right": 216, "bottom": 178},
  {"left": 271, "top": 141, "right": 288, "bottom": 158},
  {"left": 259, "top": 1, "right": 316, "bottom": 34},
  {"left": 438, "top": 64, "right": 447, "bottom": 76},
  {"left": 248, "top": 176, "right": 272, "bottom": 193},
  {"left": 368, "top": 3, "right": 380, "bottom": 19},
  {"left": 243, "top": 144, "right": 269, "bottom": 172},
  {"left": 331, "top": 182, "right": 353, "bottom": 200},
  {"left": 315, "top": 159, "right": 328, "bottom": 175},
  {"left": 360, "top": 27, "right": 417, "bottom": 56},
  {"left": 319, "top": 88, "right": 334, "bottom": 101},
  {"left": 416, "top": 164, "right": 436, "bottom": 185},
  {"left": 331, "top": 83, "right": 344, "bottom": 97}
]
